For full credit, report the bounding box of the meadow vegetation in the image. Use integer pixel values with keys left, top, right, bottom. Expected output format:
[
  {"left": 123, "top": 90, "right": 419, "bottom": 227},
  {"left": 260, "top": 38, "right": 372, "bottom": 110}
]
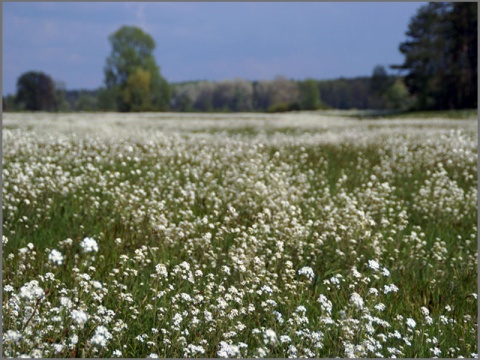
[{"left": 2, "top": 112, "right": 477, "bottom": 358}]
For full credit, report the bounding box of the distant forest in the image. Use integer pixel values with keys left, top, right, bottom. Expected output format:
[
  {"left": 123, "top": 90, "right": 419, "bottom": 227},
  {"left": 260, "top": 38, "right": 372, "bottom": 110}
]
[
  {"left": 168, "top": 72, "right": 411, "bottom": 113},
  {"left": 148, "top": 73, "right": 404, "bottom": 112},
  {"left": 1, "top": 72, "right": 414, "bottom": 113},
  {"left": 3, "top": 2, "right": 477, "bottom": 113}
]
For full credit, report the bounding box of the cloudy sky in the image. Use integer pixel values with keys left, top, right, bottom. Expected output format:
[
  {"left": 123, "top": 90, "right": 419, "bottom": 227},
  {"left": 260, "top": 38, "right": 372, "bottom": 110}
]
[{"left": 2, "top": 2, "right": 426, "bottom": 95}]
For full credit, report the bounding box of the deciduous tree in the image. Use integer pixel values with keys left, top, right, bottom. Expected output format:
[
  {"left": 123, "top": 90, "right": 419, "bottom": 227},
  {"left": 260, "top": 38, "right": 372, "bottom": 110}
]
[
  {"left": 104, "top": 26, "right": 170, "bottom": 112},
  {"left": 15, "top": 71, "right": 57, "bottom": 111}
]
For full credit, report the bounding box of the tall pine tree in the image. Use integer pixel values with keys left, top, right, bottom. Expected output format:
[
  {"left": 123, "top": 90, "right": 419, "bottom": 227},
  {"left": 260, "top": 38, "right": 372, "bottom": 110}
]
[{"left": 393, "top": 2, "right": 477, "bottom": 110}]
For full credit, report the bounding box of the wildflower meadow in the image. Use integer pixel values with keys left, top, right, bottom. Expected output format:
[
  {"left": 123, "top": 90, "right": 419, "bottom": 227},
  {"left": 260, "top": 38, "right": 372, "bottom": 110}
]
[{"left": 2, "top": 112, "right": 478, "bottom": 358}]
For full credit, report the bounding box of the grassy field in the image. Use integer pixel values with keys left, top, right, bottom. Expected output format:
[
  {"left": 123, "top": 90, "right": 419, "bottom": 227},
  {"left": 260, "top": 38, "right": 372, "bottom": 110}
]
[{"left": 2, "top": 112, "right": 478, "bottom": 358}]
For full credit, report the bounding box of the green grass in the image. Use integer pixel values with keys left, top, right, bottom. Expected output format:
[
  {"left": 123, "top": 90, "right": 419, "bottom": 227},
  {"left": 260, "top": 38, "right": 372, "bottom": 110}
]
[
  {"left": 2, "top": 120, "right": 477, "bottom": 358},
  {"left": 353, "top": 108, "right": 478, "bottom": 120}
]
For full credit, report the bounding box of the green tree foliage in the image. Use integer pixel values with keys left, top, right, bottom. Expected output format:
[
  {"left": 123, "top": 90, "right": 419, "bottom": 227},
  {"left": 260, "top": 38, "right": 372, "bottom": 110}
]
[
  {"left": 211, "top": 79, "right": 254, "bottom": 112},
  {"left": 193, "top": 82, "right": 214, "bottom": 112},
  {"left": 317, "top": 77, "right": 370, "bottom": 110},
  {"left": 370, "top": 65, "right": 393, "bottom": 96},
  {"left": 122, "top": 68, "right": 153, "bottom": 111},
  {"left": 170, "top": 82, "right": 196, "bottom": 112},
  {"left": 299, "top": 79, "right": 323, "bottom": 110},
  {"left": 75, "top": 93, "right": 98, "bottom": 112},
  {"left": 14, "top": 71, "right": 58, "bottom": 111},
  {"left": 54, "top": 80, "right": 70, "bottom": 112},
  {"left": 2, "top": 95, "right": 19, "bottom": 112},
  {"left": 368, "top": 65, "right": 411, "bottom": 110},
  {"left": 167, "top": 75, "right": 414, "bottom": 112},
  {"left": 445, "top": 2, "right": 477, "bottom": 109},
  {"left": 385, "top": 78, "right": 412, "bottom": 110},
  {"left": 269, "top": 76, "right": 300, "bottom": 111},
  {"left": 394, "top": 2, "right": 477, "bottom": 110},
  {"left": 104, "top": 26, "right": 170, "bottom": 112},
  {"left": 97, "top": 88, "right": 118, "bottom": 111},
  {"left": 169, "top": 76, "right": 413, "bottom": 112}
]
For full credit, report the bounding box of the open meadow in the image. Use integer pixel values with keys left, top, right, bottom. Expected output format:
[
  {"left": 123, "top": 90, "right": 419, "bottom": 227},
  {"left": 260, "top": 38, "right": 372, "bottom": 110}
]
[{"left": 2, "top": 111, "right": 478, "bottom": 358}]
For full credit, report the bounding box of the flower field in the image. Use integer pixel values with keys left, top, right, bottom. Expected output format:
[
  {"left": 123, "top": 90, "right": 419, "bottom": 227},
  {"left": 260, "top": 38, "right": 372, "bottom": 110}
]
[{"left": 2, "top": 112, "right": 478, "bottom": 358}]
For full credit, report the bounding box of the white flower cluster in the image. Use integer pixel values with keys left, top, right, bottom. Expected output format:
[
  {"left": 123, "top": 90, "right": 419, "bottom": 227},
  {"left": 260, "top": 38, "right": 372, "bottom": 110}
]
[
  {"left": 80, "top": 237, "right": 98, "bottom": 253},
  {"left": 48, "top": 249, "right": 64, "bottom": 265},
  {"left": 19, "top": 280, "right": 44, "bottom": 301},
  {"left": 1, "top": 113, "right": 477, "bottom": 358},
  {"left": 298, "top": 266, "right": 315, "bottom": 282},
  {"left": 90, "top": 325, "right": 112, "bottom": 347}
]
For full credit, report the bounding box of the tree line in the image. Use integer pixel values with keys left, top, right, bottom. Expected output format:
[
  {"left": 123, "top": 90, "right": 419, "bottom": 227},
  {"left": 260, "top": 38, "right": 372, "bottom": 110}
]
[
  {"left": 167, "top": 71, "right": 411, "bottom": 113},
  {"left": 2, "top": 2, "right": 476, "bottom": 113},
  {"left": 2, "top": 71, "right": 412, "bottom": 113}
]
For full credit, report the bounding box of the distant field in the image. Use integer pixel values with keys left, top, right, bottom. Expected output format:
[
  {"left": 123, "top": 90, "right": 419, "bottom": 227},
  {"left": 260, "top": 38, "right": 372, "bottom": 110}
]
[{"left": 2, "top": 112, "right": 477, "bottom": 358}]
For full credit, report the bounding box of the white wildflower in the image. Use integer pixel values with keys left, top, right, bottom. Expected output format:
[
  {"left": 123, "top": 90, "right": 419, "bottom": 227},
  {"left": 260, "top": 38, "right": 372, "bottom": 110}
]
[
  {"left": 53, "top": 344, "right": 64, "bottom": 353},
  {"left": 90, "top": 325, "right": 112, "bottom": 347},
  {"left": 298, "top": 266, "right": 315, "bottom": 281},
  {"left": 256, "top": 347, "right": 268, "bottom": 358},
  {"left": 155, "top": 264, "right": 168, "bottom": 277},
  {"left": 48, "top": 249, "right": 64, "bottom": 265},
  {"left": 177, "top": 293, "right": 191, "bottom": 304},
  {"left": 4, "top": 330, "right": 22, "bottom": 343},
  {"left": 369, "top": 287, "right": 379, "bottom": 296},
  {"left": 217, "top": 341, "right": 241, "bottom": 357},
  {"left": 45, "top": 272, "right": 55, "bottom": 281},
  {"left": 263, "top": 328, "right": 277, "bottom": 345},
  {"left": 80, "top": 237, "right": 98, "bottom": 253},
  {"left": 179, "top": 261, "right": 190, "bottom": 271},
  {"left": 70, "top": 334, "right": 78, "bottom": 345},
  {"left": 71, "top": 309, "right": 89, "bottom": 327},
  {"left": 204, "top": 310, "right": 213, "bottom": 322},
  {"left": 351, "top": 267, "right": 362, "bottom": 278},
  {"left": 383, "top": 284, "right": 399, "bottom": 294},
  {"left": 296, "top": 305, "right": 307, "bottom": 313},
  {"left": 30, "top": 349, "right": 42, "bottom": 358},
  {"left": 287, "top": 345, "right": 298, "bottom": 358},
  {"left": 317, "top": 294, "right": 333, "bottom": 314},
  {"left": 280, "top": 335, "right": 291, "bottom": 343},
  {"left": 184, "top": 344, "right": 205, "bottom": 356},
  {"left": 112, "top": 350, "right": 122, "bottom": 357},
  {"left": 368, "top": 259, "right": 380, "bottom": 271},
  {"left": 350, "top": 292, "right": 364, "bottom": 309},
  {"left": 19, "top": 280, "right": 44, "bottom": 301},
  {"left": 60, "top": 296, "right": 73, "bottom": 309},
  {"left": 172, "top": 313, "right": 183, "bottom": 326},
  {"left": 406, "top": 318, "right": 416, "bottom": 329},
  {"left": 260, "top": 285, "right": 273, "bottom": 294}
]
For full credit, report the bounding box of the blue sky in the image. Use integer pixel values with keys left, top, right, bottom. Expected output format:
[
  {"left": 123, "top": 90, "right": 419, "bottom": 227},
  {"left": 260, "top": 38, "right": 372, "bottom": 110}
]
[{"left": 2, "top": 2, "right": 426, "bottom": 96}]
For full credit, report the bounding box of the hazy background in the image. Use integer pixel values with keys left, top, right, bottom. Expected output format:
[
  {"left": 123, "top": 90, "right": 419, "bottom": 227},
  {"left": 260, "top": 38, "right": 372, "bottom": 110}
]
[{"left": 2, "top": 2, "right": 426, "bottom": 95}]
